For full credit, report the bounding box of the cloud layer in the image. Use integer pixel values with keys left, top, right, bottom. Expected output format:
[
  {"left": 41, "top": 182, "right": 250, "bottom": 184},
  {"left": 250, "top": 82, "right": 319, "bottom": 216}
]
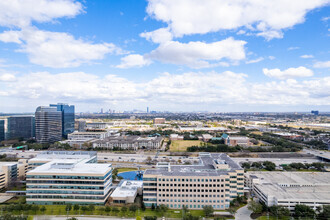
[
  {"left": 146, "top": 0, "right": 330, "bottom": 40},
  {"left": 1, "top": 71, "right": 329, "bottom": 109}
]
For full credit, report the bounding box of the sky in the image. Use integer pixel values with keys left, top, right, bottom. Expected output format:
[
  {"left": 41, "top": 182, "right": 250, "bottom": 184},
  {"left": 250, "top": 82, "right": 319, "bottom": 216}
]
[{"left": 0, "top": 0, "right": 329, "bottom": 113}]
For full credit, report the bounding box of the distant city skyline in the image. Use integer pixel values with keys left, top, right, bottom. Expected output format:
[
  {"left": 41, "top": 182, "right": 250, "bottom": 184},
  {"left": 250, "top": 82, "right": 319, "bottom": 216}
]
[{"left": 0, "top": 1, "right": 329, "bottom": 112}]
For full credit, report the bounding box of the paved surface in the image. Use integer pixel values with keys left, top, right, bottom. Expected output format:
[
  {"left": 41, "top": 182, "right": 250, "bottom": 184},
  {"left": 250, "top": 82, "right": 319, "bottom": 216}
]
[
  {"left": 0, "top": 195, "right": 13, "bottom": 203},
  {"left": 235, "top": 205, "right": 252, "bottom": 220}
]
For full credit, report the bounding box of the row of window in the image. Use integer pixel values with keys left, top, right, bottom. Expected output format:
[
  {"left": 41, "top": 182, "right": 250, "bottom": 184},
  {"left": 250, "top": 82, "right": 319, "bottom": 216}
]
[
  {"left": 27, "top": 185, "right": 104, "bottom": 190},
  {"left": 27, "top": 190, "right": 104, "bottom": 195},
  {"left": 158, "top": 188, "right": 227, "bottom": 193},
  {"left": 158, "top": 183, "right": 227, "bottom": 187},
  {"left": 158, "top": 194, "right": 227, "bottom": 198},
  {"left": 158, "top": 199, "right": 228, "bottom": 203},
  {"left": 157, "top": 178, "right": 229, "bottom": 182}
]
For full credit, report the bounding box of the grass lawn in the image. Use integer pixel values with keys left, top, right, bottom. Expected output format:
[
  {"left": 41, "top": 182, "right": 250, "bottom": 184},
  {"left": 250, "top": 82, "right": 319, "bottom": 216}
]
[
  {"left": 1, "top": 205, "right": 228, "bottom": 219},
  {"left": 116, "top": 167, "right": 138, "bottom": 173},
  {"left": 257, "top": 216, "right": 290, "bottom": 220},
  {"left": 170, "top": 140, "right": 202, "bottom": 152}
]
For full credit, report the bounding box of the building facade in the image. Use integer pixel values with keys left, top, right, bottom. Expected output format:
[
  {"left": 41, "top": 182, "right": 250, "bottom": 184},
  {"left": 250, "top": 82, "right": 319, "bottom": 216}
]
[
  {"left": 93, "top": 136, "right": 163, "bottom": 150},
  {"left": 6, "top": 116, "right": 35, "bottom": 140},
  {"left": 143, "top": 153, "right": 244, "bottom": 210},
  {"left": 26, "top": 153, "right": 112, "bottom": 205},
  {"left": 0, "top": 120, "right": 4, "bottom": 142},
  {"left": 50, "top": 103, "right": 75, "bottom": 138},
  {"left": 245, "top": 172, "right": 330, "bottom": 211},
  {"left": 35, "top": 106, "right": 62, "bottom": 143},
  {"left": 0, "top": 163, "right": 18, "bottom": 189}
]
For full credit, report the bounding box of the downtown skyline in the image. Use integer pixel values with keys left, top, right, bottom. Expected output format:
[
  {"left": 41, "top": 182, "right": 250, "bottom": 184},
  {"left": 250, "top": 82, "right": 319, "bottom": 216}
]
[{"left": 0, "top": 0, "right": 330, "bottom": 113}]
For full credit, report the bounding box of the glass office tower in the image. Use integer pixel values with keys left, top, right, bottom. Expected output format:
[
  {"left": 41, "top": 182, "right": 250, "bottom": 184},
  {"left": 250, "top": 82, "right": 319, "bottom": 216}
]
[
  {"left": 0, "top": 120, "right": 4, "bottom": 142},
  {"left": 35, "top": 107, "right": 62, "bottom": 143},
  {"left": 7, "top": 116, "right": 35, "bottom": 140},
  {"left": 50, "top": 103, "right": 75, "bottom": 138}
]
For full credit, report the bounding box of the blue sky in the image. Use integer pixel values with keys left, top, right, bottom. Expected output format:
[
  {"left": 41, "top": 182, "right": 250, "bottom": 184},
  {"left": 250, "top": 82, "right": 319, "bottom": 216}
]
[{"left": 0, "top": 0, "right": 329, "bottom": 113}]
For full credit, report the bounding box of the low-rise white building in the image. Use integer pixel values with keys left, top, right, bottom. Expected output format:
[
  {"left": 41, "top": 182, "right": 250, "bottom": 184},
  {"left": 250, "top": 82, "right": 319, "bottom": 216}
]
[
  {"left": 245, "top": 172, "right": 330, "bottom": 210},
  {"left": 110, "top": 180, "right": 143, "bottom": 204}
]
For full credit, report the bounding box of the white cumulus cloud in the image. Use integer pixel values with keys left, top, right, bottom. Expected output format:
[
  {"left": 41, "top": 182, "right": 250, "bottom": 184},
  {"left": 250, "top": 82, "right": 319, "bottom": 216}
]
[
  {"left": 0, "top": 28, "right": 122, "bottom": 68},
  {"left": 146, "top": 0, "right": 330, "bottom": 40},
  {"left": 263, "top": 66, "right": 314, "bottom": 79},
  {"left": 0, "top": 0, "right": 83, "bottom": 28},
  {"left": 146, "top": 38, "right": 246, "bottom": 68},
  {"left": 116, "top": 54, "right": 152, "bottom": 68}
]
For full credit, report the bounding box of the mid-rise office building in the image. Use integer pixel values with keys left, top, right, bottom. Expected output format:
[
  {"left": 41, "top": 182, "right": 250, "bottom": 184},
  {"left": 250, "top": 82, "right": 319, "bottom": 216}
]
[
  {"left": 50, "top": 103, "right": 75, "bottom": 137},
  {"left": 245, "top": 172, "right": 330, "bottom": 211},
  {"left": 26, "top": 157, "right": 112, "bottom": 205},
  {"left": 28, "top": 151, "right": 97, "bottom": 171},
  {"left": 143, "top": 153, "right": 244, "bottom": 210},
  {"left": 6, "top": 116, "right": 35, "bottom": 140},
  {"left": 0, "top": 162, "right": 18, "bottom": 189},
  {"left": 35, "top": 106, "right": 62, "bottom": 143}
]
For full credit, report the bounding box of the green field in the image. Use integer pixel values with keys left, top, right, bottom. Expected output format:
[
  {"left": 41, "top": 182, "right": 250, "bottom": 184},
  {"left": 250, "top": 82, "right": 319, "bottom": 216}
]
[
  {"left": 170, "top": 140, "right": 202, "bottom": 152},
  {"left": 116, "top": 167, "right": 138, "bottom": 173},
  {"left": 0, "top": 205, "right": 225, "bottom": 219}
]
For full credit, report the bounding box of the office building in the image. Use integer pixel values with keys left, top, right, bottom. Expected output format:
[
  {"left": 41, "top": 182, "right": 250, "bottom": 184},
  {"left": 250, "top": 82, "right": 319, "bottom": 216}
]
[
  {"left": 28, "top": 151, "right": 97, "bottom": 171},
  {"left": 110, "top": 180, "right": 143, "bottom": 204},
  {"left": 93, "top": 136, "right": 163, "bottom": 150},
  {"left": 245, "top": 172, "right": 330, "bottom": 210},
  {"left": 311, "top": 110, "right": 319, "bottom": 116},
  {"left": 0, "top": 162, "right": 18, "bottom": 189},
  {"left": 143, "top": 153, "right": 244, "bottom": 210},
  {"left": 35, "top": 106, "right": 62, "bottom": 143},
  {"left": 50, "top": 103, "right": 75, "bottom": 137},
  {"left": 0, "top": 119, "right": 4, "bottom": 142},
  {"left": 75, "top": 120, "right": 86, "bottom": 132},
  {"left": 6, "top": 116, "right": 35, "bottom": 140},
  {"left": 26, "top": 158, "right": 112, "bottom": 205},
  {"left": 153, "top": 118, "right": 165, "bottom": 124}
]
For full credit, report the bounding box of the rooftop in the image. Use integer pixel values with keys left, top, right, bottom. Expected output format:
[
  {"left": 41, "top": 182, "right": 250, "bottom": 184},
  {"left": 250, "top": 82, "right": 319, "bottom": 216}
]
[
  {"left": 248, "top": 172, "right": 330, "bottom": 201},
  {"left": 29, "top": 151, "right": 96, "bottom": 162},
  {"left": 27, "top": 159, "right": 112, "bottom": 175},
  {"left": 110, "top": 180, "right": 143, "bottom": 198},
  {"left": 144, "top": 153, "right": 242, "bottom": 177}
]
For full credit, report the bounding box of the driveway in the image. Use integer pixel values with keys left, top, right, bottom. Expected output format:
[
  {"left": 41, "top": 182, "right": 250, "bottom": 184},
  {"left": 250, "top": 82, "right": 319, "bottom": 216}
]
[{"left": 235, "top": 205, "right": 252, "bottom": 220}]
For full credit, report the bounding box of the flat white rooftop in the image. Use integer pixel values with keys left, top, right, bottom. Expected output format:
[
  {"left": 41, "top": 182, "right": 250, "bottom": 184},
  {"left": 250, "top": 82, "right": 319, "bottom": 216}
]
[
  {"left": 110, "top": 180, "right": 143, "bottom": 198},
  {"left": 28, "top": 159, "right": 111, "bottom": 175}
]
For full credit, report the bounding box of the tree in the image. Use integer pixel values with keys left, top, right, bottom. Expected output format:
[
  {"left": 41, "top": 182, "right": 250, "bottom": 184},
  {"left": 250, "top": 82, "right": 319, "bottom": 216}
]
[
  {"left": 88, "top": 204, "right": 95, "bottom": 213},
  {"left": 81, "top": 206, "right": 88, "bottom": 213},
  {"left": 40, "top": 206, "right": 46, "bottom": 214},
  {"left": 183, "top": 214, "right": 200, "bottom": 220},
  {"left": 112, "top": 207, "right": 119, "bottom": 214},
  {"left": 141, "top": 202, "right": 146, "bottom": 211},
  {"left": 247, "top": 200, "right": 263, "bottom": 214},
  {"left": 65, "top": 204, "right": 72, "bottom": 212},
  {"left": 269, "top": 205, "right": 290, "bottom": 217},
  {"left": 263, "top": 161, "right": 276, "bottom": 171},
  {"left": 294, "top": 204, "right": 315, "bottom": 218},
  {"left": 31, "top": 205, "right": 39, "bottom": 214},
  {"left": 121, "top": 206, "right": 128, "bottom": 214},
  {"left": 136, "top": 216, "right": 142, "bottom": 220},
  {"left": 151, "top": 203, "right": 155, "bottom": 210},
  {"left": 129, "top": 205, "right": 138, "bottom": 213},
  {"left": 145, "top": 156, "right": 153, "bottom": 164},
  {"left": 73, "top": 204, "right": 80, "bottom": 213},
  {"left": 105, "top": 206, "right": 111, "bottom": 215},
  {"left": 144, "top": 216, "right": 157, "bottom": 220},
  {"left": 318, "top": 205, "right": 330, "bottom": 220},
  {"left": 241, "top": 162, "right": 251, "bottom": 169},
  {"left": 203, "top": 205, "right": 214, "bottom": 217}
]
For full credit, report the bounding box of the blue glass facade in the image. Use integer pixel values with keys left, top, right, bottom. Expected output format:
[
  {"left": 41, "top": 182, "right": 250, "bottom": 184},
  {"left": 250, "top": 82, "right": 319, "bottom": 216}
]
[{"left": 50, "top": 103, "right": 75, "bottom": 138}]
